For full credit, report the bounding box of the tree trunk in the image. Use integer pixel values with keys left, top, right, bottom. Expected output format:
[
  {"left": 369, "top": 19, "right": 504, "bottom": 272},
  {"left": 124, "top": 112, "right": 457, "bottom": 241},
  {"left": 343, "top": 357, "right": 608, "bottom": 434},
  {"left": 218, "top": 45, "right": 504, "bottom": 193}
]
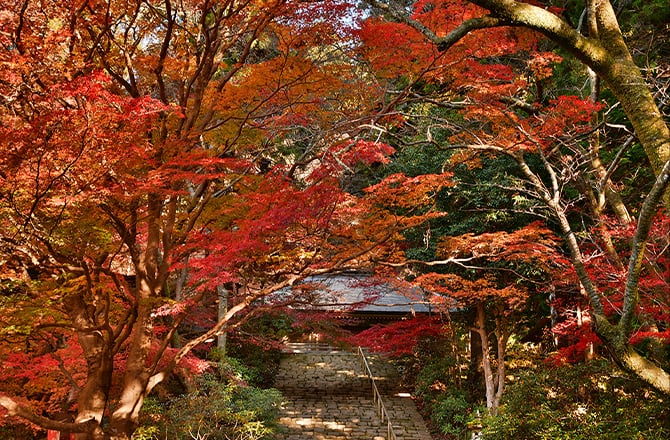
[
  {"left": 107, "top": 291, "right": 153, "bottom": 439},
  {"left": 72, "top": 332, "right": 112, "bottom": 440},
  {"left": 468, "top": 327, "right": 483, "bottom": 385},
  {"left": 576, "top": 300, "right": 595, "bottom": 361},
  {"left": 474, "top": 302, "right": 506, "bottom": 415},
  {"left": 217, "top": 285, "right": 228, "bottom": 354},
  {"left": 63, "top": 289, "right": 113, "bottom": 440},
  {"left": 492, "top": 305, "right": 509, "bottom": 411},
  {"left": 108, "top": 195, "right": 164, "bottom": 439},
  {"left": 593, "top": 314, "right": 670, "bottom": 394}
]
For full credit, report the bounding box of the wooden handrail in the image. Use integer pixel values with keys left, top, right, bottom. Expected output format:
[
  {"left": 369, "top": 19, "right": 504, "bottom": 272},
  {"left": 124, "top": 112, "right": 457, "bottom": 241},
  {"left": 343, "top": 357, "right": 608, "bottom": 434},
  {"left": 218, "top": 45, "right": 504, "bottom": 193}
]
[{"left": 357, "top": 346, "right": 398, "bottom": 440}]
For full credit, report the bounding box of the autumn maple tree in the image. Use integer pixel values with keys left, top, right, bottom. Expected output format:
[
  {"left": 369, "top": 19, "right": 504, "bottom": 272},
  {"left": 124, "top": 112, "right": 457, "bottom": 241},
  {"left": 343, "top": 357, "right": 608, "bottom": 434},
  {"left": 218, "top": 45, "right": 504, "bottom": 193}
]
[
  {"left": 410, "top": 224, "right": 565, "bottom": 413},
  {"left": 357, "top": 0, "right": 670, "bottom": 399}
]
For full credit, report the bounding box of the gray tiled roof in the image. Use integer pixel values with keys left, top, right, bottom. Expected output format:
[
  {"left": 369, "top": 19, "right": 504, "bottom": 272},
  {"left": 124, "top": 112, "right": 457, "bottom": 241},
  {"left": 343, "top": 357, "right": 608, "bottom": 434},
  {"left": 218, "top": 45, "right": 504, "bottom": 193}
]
[{"left": 295, "top": 274, "right": 433, "bottom": 314}]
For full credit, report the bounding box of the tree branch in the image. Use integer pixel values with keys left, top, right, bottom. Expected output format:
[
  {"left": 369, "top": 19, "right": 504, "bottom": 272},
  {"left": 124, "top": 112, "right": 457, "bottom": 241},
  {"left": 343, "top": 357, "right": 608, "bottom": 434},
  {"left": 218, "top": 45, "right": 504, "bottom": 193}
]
[
  {"left": 365, "top": 0, "right": 503, "bottom": 51},
  {"left": 0, "top": 397, "right": 101, "bottom": 434},
  {"left": 620, "top": 157, "right": 670, "bottom": 335},
  {"left": 468, "top": 0, "right": 609, "bottom": 68}
]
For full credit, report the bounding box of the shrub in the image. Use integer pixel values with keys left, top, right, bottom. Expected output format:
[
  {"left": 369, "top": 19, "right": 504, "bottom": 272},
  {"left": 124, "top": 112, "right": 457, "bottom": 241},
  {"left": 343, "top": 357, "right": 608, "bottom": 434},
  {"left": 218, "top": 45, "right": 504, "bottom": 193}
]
[
  {"left": 481, "top": 360, "right": 670, "bottom": 439},
  {"left": 414, "top": 355, "right": 458, "bottom": 401},
  {"left": 431, "top": 389, "right": 474, "bottom": 437},
  {"left": 413, "top": 354, "right": 484, "bottom": 439},
  {"left": 225, "top": 313, "right": 287, "bottom": 387},
  {"left": 138, "top": 358, "right": 283, "bottom": 440}
]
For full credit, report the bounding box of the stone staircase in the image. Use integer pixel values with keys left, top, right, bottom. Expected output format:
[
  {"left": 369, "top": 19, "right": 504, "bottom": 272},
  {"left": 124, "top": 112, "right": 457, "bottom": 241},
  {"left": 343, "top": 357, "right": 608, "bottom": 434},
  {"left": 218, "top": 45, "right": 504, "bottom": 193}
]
[{"left": 274, "top": 344, "right": 433, "bottom": 440}]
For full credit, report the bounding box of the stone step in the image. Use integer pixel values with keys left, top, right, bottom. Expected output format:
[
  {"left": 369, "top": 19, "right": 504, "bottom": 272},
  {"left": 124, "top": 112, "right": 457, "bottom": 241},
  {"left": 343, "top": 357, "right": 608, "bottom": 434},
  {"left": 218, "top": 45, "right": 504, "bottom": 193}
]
[{"left": 282, "top": 342, "right": 346, "bottom": 354}]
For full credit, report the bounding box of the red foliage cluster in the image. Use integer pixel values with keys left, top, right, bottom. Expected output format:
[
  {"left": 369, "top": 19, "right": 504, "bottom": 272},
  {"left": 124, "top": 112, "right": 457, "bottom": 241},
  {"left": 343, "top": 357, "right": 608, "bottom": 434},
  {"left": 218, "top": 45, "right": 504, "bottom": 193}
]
[
  {"left": 349, "top": 316, "right": 447, "bottom": 357},
  {"left": 549, "top": 212, "right": 670, "bottom": 364},
  {"left": 531, "top": 96, "right": 605, "bottom": 141},
  {"left": 548, "top": 319, "right": 600, "bottom": 365},
  {"left": 0, "top": 336, "right": 85, "bottom": 423},
  {"left": 182, "top": 174, "right": 343, "bottom": 291},
  {"left": 364, "top": 172, "right": 453, "bottom": 209},
  {"left": 527, "top": 51, "right": 563, "bottom": 80},
  {"left": 437, "top": 221, "right": 564, "bottom": 262},
  {"left": 308, "top": 140, "right": 396, "bottom": 182},
  {"left": 359, "top": 0, "right": 541, "bottom": 88}
]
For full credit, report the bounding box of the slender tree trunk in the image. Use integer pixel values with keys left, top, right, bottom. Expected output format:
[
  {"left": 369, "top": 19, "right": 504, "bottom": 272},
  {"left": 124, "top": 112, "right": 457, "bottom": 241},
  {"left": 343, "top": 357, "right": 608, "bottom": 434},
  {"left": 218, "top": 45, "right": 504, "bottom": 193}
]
[
  {"left": 474, "top": 302, "right": 506, "bottom": 415},
  {"left": 474, "top": 303, "right": 493, "bottom": 412},
  {"left": 217, "top": 285, "right": 228, "bottom": 354},
  {"left": 583, "top": 0, "right": 632, "bottom": 229},
  {"left": 468, "top": 326, "right": 483, "bottom": 386},
  {"left": 576, "top": 298, "right": 595, "bottom": 361},
  {"left": 492, "top": 335, "right": 506, "bottom": 411},
  {"left": 170, "top": 260, "right": 189, "bottom": 349}
]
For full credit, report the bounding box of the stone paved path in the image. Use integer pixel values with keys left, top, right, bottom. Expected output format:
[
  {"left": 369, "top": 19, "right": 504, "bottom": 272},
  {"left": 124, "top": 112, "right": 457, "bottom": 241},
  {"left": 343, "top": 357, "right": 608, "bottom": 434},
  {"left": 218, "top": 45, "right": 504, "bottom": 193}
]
[{"left": 274, "top": 344, "right": 433, "bottom": 440}]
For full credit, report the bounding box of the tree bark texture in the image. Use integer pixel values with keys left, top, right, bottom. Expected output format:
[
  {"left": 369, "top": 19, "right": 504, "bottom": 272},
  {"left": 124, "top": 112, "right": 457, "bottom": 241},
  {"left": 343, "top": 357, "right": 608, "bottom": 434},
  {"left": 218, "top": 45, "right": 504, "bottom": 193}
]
[
  {"left": 63, "top": 284, "right": 113, "bottom": 440},
  {"left": 474, "top": 302, "right": 507, "bottom": 414}
]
